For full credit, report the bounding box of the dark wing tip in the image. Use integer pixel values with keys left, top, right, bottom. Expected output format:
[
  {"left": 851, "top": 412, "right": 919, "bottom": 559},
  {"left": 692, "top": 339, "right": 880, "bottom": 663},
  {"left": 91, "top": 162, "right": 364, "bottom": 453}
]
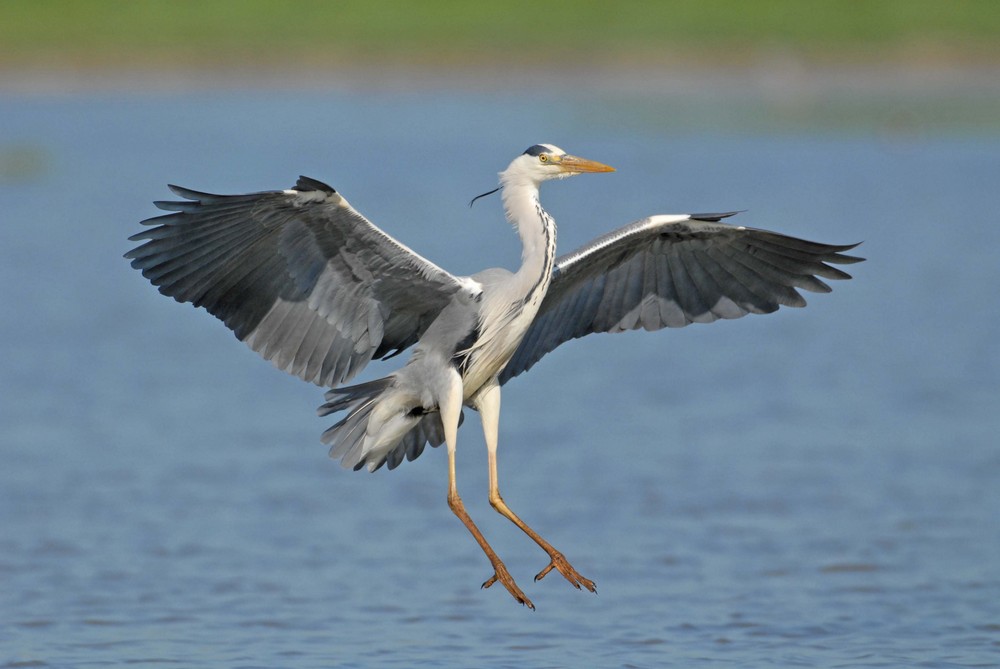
[
  {"left": 166, "top": 183, "right": 218, "bottom": 201},
  {"left": 833, "top": 242, "right": 866, "bottom": 264},
  {"left": 294, "top": 175, "right": 335, "bottom": 194},
  {"left": 690, "top": 211, "right": 743, "bottom": 222}
]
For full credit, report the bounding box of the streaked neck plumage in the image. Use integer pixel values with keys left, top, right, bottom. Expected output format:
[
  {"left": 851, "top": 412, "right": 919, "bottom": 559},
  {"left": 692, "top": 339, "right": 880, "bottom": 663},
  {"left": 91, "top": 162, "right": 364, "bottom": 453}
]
[
  {"left": 454, "top": 168, "right": 558, "bottom": 395},
  {"left": 499, "top": 169, "right": 557, "bottom": 300}
]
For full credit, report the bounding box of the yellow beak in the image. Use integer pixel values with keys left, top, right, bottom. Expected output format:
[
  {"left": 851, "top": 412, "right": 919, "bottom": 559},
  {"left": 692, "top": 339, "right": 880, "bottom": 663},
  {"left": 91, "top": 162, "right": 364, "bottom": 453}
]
[{"left": 558, "top": 155, "right": 616, "bottom": 174}]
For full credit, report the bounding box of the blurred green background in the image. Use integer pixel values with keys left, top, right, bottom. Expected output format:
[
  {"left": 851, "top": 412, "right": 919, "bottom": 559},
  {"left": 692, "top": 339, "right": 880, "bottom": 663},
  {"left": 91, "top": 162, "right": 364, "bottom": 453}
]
[{"left": 2, "top": 0, "right": 998, "bottom": 72}]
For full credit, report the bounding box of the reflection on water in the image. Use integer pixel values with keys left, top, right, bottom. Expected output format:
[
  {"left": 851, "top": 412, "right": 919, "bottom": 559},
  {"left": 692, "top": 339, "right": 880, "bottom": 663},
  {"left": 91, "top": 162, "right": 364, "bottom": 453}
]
[{"left": 1, "top": 84, "right": 998, "bottom": 667}]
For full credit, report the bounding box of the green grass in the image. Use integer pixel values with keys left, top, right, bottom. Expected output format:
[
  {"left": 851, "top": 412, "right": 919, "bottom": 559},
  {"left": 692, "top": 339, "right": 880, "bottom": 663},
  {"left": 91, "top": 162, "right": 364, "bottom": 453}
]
[{"left": 2, "top": 0, "right": 999, "bottom": 68}]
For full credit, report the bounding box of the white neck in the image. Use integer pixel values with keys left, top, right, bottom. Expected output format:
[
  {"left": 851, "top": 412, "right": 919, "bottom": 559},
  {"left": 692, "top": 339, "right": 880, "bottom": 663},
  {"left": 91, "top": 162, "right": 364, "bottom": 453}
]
[{"left": 499, "top": 171, "right": 556, "bottom": 291}]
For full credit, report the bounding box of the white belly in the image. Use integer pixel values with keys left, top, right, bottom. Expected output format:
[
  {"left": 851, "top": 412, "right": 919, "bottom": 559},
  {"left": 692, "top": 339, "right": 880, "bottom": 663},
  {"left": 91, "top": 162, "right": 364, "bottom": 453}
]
[{"left": 460, "top": 296, "right": 545, "bottom": 401}]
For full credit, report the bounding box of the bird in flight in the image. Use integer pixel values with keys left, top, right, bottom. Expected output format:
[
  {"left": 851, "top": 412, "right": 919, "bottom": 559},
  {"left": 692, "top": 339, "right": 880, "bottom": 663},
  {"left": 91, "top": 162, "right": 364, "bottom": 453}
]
[{"left": 126, "top": 143, "right": 862, "bottom": 609}]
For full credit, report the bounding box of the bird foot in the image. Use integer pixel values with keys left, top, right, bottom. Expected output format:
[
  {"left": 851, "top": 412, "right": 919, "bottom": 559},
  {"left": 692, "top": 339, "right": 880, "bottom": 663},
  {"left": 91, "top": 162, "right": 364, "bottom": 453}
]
[
  {"left": 535, "top": 551, "right": 596, "bottom": 593},
  {"left": 482, "top": 563, "right": 535, "bottom": 610}
]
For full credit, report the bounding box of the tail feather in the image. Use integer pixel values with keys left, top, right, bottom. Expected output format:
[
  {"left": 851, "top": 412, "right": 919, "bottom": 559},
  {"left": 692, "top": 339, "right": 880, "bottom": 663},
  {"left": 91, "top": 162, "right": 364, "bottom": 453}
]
[
  {"left": 318, "top": 377, "right": 393, "bottom": 416},
  {"left": 383, "top": 410, "right": 463, "bottom": 470},
  {"left": 318, "top": 377, "right": 460, "bottom": 472}
]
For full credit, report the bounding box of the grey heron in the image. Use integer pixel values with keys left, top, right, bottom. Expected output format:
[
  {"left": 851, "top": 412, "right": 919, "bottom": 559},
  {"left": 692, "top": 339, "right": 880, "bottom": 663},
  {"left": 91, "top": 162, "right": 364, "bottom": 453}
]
[{"left": 126, "top": 143, "right": 862, "bottom": 609}]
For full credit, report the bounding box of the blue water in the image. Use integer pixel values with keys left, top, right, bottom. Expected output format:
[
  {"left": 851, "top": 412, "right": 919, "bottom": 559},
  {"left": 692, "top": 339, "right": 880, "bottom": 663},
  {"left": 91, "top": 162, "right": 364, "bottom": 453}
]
[{"left": 2, "top": 82, "right": 999, "bottom": 667}]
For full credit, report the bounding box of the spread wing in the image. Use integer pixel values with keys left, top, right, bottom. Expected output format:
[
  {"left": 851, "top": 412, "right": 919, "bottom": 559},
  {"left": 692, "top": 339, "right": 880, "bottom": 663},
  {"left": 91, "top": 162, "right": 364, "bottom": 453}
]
[
  {"left": 126, "top": 176, "right": 471, "bottom": 387},
  {"left": 500, "top": 213, "right": 863, "bottom": 383}
]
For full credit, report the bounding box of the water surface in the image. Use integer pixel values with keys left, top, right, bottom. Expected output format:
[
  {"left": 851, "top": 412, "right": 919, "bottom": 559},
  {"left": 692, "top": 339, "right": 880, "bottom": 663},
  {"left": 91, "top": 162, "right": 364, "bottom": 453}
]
[{"left": 1, "top": 84, "right": 998, "bottom": 667}]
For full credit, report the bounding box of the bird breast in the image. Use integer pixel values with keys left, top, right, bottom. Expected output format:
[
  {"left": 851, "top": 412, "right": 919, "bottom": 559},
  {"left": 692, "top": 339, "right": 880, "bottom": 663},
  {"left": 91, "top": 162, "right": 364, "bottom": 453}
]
[{"left": 458, "top": 275, "right": 552, "bottom": 399}]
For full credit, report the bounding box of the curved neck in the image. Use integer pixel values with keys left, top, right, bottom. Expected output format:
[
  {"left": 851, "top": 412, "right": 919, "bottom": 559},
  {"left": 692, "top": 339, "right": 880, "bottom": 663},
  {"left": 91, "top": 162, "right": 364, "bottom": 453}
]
[{"left": 500, "top": 174, "right": 557, "bottom": 289}]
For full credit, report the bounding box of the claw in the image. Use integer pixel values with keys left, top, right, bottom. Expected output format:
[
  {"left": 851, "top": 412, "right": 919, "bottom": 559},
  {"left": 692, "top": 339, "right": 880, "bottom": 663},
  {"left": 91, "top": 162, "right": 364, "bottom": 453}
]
[
  {"left": 483, "top": 564, "right": 535, "bottom": 610},
  {"left": 535, "top": 551, "right": 596, "bottom": 593},
  {"left": 534, "top": 563, "right": 555, "bottom": 582}
]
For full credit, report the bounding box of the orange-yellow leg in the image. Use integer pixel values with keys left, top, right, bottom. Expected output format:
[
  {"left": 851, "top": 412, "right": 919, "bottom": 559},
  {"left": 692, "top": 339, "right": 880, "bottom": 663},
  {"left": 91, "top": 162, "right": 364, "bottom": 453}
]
[
  {"left": 446, "top": 476, "right": 533, "bottom": 610},
  {"left": 477, "top": 381, "right": 596, "bottom": 593},
  {"left": 441, "top": 371, "right": 533, "bottom": 609}
]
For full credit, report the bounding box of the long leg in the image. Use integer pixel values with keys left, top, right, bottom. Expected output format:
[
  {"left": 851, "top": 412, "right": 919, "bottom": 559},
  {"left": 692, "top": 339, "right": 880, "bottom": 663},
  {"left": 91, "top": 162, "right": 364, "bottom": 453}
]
[
  {"left": 476, "top": 380, "right": 596, "bottom": 593},
  {"left": 440, "top": 368, "right": 533, "bottom": 609}
]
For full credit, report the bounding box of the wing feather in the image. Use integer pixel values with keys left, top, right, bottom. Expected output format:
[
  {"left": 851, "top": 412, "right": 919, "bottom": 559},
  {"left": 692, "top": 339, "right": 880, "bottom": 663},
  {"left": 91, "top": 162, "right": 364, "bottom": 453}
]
[
  {"left": 500, "top": 213, "right": 862, "bottom": 383},
  {"left": 126, "top": 177, "right": 468, "bottom": 387},
  {"left": 669, "top": 241, "right": 715, "bottom": 321}
]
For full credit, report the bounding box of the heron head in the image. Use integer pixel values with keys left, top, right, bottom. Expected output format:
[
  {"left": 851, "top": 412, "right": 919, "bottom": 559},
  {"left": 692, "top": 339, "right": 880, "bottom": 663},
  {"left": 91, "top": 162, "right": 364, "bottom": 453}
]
[{"left": 513, "top": 144, "right": 615, "bottom": 182}]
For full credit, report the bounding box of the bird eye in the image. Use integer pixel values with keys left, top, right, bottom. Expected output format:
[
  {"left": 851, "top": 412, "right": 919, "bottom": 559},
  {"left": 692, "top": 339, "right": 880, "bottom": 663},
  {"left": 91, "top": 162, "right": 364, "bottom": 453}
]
[{"left": 539, "top": 154, "right": 549, "bottom": 163}]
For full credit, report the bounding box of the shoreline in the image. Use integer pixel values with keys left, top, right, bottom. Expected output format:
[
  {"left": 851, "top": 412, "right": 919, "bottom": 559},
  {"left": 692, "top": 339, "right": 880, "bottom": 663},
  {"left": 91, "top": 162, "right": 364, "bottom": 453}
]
[{"left": 3, "top": 56, "right": 999, "bottom": 96}]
